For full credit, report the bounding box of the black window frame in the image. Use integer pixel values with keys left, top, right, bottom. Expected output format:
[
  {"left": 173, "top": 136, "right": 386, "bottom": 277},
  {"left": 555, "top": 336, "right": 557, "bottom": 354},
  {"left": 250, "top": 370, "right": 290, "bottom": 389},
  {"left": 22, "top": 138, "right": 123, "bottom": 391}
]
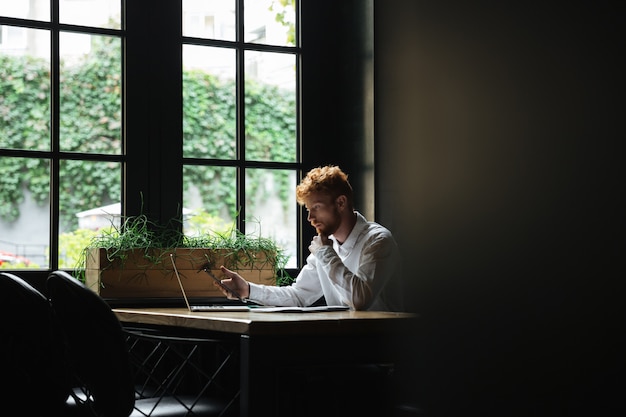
[
  {"left": 1, "top": 0, "right": 307, "bottom": 286},
  {"left": 0, "top": 1, "right": 127, "bottom": 276}
]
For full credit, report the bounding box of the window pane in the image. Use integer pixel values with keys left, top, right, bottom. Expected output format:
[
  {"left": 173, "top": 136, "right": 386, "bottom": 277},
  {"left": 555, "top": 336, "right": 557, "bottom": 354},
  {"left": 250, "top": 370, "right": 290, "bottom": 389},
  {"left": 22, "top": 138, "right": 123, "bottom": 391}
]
[
  {"left": 0, "top": 0, "right": 49, "bottom": 21},
  {"left": 59, "top": 32, "right": 122, "bottom": 154},
  {"left": 58, "top": 160, "right": 121, "bottom": 268},
  {"left": 245, "top": 51, "right": 296, "bottom": 162},
  {"left": 0, "top": 157, "right": 50, "bottom": 269},
  {"left": 60, "top": 0, "right": 121, "bottom": 30},
  {"left": 183, "top": 165, "right": 237, "bottom": 236},
  {"left": 0, "top": 27, "right": 51, "bottom": 151},
  {"left": 245, "top": 168, "right": 297, "bottom": 268},
  {"left": 183, "top": 45, "right": 236, "bottom": 160},
  {"left": 183, "top": 0, "right": 235, "bottom": 41},
  {"left": 244, "top": 0, "right": 295, "bottom": 47}
]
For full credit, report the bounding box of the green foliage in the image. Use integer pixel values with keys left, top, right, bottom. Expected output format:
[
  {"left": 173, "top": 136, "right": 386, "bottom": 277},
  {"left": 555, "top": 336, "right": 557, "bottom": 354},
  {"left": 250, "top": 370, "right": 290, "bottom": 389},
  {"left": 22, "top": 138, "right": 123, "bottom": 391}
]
[
  {"left": 0, "top": 53, "right": 51, "bottom": 222},
  {"left": 185, "top": 207, "right": 232, "bottom": 237},
  {"left": 58, "top": 227, "right": 101, "bottom": 268},
  {"left": 0, "top": 54, "right": 50, "bottom": 153},
  {"left": 1, "top": 36, "right": 296, "bottom": 229},
  {"left": 59, "top": 36, "right": 122, "bottom": 154},
  {"left": 0, "top": 260, "right": 34, "bottom": 269},
  {"left": 73, "top": 212, "right": 293, "bottom": 285},
  {"left": 0, "top": 36, "right": 122, "bottom": 229},
  {"left": 270, "top": 0, "right": 296, "bottom": 45}
]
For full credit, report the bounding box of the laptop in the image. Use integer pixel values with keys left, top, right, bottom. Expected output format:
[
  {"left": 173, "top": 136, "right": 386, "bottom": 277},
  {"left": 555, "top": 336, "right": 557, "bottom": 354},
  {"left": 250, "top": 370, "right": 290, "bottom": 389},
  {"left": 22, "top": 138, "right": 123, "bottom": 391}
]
[
  {"left": 170, "top": 254, "right": 349, "bottom": 313},
  {"left": 170, "top": 254, "right": 251, "bottom": 312}
]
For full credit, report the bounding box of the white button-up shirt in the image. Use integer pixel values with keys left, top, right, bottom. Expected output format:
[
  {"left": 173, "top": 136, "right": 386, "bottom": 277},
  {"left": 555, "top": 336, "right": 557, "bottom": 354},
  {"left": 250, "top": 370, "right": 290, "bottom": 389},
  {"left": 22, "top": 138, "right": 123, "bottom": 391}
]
[{"left": 248, "top": 212, "right": 403, "bottom": 311}]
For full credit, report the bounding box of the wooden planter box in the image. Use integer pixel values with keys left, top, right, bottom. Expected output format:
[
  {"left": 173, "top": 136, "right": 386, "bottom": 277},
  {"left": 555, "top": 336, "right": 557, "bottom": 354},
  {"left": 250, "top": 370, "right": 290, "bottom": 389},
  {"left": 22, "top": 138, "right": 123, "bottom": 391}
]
[{"left": 85, "top": 247, "right": 276, "bottom": 299}]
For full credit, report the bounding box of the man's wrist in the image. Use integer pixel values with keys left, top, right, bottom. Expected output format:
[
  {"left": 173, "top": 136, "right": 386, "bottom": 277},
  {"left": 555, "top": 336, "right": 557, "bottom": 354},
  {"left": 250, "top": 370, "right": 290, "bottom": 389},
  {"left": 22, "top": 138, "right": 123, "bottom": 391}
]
[
  {"left": 314, "top": 244, "right": 334, "bottom": 260},
  {"left": 243, "top": 281, "right": 252, "bottom": 300}
]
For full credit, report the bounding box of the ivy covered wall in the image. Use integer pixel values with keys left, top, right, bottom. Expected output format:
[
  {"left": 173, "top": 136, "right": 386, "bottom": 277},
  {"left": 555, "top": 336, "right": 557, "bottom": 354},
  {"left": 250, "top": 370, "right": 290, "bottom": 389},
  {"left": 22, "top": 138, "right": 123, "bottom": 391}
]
[{"left": 0, "top": 36, "right": 296, "bottom": 232}]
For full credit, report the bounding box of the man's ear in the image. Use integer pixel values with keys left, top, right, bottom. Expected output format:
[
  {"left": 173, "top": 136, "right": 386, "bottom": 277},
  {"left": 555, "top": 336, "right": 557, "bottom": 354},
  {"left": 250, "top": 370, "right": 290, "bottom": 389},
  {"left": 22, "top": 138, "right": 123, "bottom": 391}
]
[{"left": 335, "top": 195, "right": 347, "bottom": 211}]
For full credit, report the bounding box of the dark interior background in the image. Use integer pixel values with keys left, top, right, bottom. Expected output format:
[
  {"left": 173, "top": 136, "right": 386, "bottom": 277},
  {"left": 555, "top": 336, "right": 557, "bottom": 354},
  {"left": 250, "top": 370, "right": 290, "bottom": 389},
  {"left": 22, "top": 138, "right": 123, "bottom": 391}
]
[
  {"left": 303, "top": 1, "right": 623, "bottom": 415},
  {"left": 5, "top": 1, "right": 621, "bottom": 415}
]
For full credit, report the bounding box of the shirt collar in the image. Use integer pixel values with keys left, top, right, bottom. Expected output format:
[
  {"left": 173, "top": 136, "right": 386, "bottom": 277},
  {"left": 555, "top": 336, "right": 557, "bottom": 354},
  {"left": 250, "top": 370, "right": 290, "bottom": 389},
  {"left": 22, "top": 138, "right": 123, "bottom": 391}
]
[{"left": 330, "top": 211, "right": 367, "bottom": 252}]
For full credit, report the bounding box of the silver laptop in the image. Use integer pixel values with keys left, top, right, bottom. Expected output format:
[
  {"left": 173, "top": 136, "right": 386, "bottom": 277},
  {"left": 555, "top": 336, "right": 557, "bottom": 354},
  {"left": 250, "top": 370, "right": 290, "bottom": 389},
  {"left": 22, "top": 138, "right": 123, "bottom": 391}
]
[{"left": 170, "top": 254, "right": 250, "bottom": 312}]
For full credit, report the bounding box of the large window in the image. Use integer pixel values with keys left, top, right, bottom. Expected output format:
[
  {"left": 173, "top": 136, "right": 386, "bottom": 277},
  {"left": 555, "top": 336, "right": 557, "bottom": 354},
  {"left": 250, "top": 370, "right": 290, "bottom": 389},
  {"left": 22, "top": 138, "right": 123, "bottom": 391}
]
[
  {"left": 182, "top": 0, "right": 299, "bottom": 268},
  {"left": 0, "top": 0, "right": 123, "bottom": 270},
  {"left": 0, "top": 0, "right": 301, "bottom": 272}
]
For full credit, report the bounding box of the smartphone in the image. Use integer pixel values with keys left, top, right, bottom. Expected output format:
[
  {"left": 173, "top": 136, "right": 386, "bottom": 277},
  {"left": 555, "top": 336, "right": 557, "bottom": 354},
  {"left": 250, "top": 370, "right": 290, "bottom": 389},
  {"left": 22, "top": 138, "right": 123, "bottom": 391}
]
[{"left": 198, "top": 265, "right": 244, "bottom": 302}]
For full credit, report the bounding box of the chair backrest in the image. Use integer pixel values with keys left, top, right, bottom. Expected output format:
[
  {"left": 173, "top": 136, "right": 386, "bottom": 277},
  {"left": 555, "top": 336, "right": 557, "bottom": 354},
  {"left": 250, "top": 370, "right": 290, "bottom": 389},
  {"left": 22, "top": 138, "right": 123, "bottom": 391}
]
[
  {"left": 0, "top": 272, "right": 69, "bottom": 415},
  {"left": 47, "top": 270, "right": 135, "bottom": 417}
]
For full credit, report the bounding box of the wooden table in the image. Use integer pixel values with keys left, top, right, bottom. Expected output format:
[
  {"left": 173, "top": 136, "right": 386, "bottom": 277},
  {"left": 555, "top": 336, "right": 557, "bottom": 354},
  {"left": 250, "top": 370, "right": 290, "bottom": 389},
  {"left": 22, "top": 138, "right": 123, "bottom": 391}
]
[{"left": 114, "top": 308, "right": 416, "bottom": 416}]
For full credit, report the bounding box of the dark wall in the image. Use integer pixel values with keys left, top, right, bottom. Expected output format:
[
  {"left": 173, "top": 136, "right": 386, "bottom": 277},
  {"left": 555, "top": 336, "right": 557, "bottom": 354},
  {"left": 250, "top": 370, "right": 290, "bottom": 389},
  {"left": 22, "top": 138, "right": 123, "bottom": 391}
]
[
  {"left": 301, "top": 0, "right": 374, "bottom": 217},
  {"left": 374, "top": 1, "right": 623, "bottom": 416}
]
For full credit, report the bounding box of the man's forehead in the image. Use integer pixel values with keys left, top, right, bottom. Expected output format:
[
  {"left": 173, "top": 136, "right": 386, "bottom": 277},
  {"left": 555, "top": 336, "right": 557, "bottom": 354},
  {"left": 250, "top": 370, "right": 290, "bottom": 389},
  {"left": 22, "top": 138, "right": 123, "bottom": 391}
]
[{"left": 304, "top": 192, "right": 333, "bottom": 205}]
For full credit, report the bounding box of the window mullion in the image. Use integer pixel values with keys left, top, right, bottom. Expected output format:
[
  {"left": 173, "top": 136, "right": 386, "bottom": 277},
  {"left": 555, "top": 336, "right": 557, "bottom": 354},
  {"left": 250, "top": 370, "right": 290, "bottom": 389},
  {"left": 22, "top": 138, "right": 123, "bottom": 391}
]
[
  {"left": 236, "top": 0, "right": 246, "bottom": 233},
  {"left": 124, "top": 2, "right": 182, "bottom": 228},
  {"left": 49, "top": 0, "right": 61, "bottom": 271}
]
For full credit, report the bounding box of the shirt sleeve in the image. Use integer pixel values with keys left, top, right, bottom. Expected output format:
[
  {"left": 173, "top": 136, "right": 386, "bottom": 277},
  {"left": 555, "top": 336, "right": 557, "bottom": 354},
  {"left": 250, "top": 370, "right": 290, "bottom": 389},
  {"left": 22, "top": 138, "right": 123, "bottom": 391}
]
[
  {"left": 314, "top": 230, "right": 398, "bottom": 310},
  {"left": 247, "top": 254, "right": 323, "bottom": 307}
]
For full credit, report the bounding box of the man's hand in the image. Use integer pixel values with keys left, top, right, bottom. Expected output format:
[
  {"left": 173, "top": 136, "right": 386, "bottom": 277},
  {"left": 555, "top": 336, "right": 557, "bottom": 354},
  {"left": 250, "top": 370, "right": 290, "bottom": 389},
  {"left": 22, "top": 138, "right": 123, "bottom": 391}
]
[
  {"left": 308, "top": 233, "right": 332, "bottom": 255},
  {"left": 215, "top": 266, "right": 250, "bottom": 300}
]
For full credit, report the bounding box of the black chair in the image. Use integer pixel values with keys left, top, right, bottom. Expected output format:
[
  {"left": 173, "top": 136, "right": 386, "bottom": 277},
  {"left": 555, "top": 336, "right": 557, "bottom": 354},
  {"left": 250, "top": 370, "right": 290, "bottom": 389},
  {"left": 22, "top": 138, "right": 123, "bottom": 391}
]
[
  {"left": 0, "top": 272, "right": 69, "bottom": 417},
  {"left": 47, "top": 270, "right": 233, "bottom": 417},
  {"left": 47, "top": 270, "right": 136, "bottom": 417}
]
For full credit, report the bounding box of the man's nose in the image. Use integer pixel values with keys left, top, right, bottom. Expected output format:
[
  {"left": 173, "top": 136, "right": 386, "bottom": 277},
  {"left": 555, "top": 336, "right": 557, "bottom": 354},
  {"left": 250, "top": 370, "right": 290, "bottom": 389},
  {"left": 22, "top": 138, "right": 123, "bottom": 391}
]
[{"left": 307, "top": 211, "right": 313, "bottom": 222}]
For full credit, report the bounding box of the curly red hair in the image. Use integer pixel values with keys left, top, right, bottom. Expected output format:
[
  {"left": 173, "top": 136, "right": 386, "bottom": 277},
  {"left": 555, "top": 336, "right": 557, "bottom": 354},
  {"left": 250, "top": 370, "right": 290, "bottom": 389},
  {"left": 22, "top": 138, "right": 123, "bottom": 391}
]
[{"left": 296, "top": 165, "right": 354, "bottom": 207}]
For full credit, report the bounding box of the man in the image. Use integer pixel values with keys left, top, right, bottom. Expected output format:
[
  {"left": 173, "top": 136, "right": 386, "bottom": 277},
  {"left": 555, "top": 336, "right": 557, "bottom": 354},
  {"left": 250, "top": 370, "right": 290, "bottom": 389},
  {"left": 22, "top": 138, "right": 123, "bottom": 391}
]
[{"left": 217, "top": 165, "right": 403, "bottom": 311}]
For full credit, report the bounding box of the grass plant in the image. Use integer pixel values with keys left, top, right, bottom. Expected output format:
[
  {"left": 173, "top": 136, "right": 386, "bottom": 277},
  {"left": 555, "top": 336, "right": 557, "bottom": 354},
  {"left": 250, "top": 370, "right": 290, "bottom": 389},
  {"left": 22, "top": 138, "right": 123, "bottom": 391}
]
[{"left": 76, "top": 214, "right": 293, "bottom": 286}]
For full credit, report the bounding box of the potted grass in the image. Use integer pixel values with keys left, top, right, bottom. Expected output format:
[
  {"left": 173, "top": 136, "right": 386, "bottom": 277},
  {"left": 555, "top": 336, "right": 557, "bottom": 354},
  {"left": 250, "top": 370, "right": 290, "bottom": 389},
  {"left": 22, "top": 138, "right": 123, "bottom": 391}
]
[{"left": 78, "top": 214, "right": 291, "bottom": 300}]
